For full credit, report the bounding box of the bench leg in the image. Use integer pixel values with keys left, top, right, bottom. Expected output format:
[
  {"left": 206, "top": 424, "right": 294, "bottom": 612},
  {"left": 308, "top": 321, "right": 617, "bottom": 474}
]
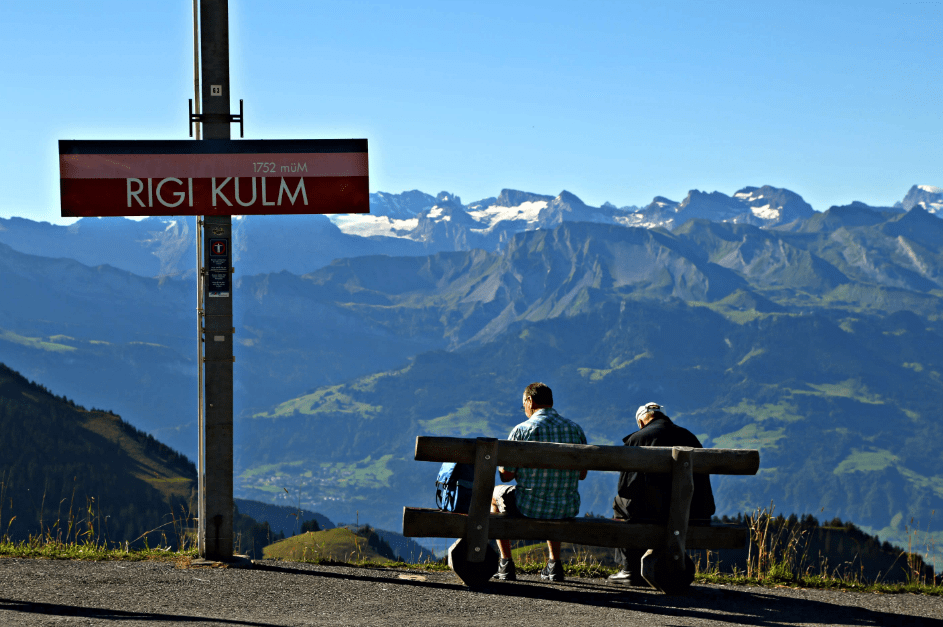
[
  {"left": 641, "top": 548, "right": 695, "bottom": 595},
  {"left": 448, "top": 537, "right": 499, "bottom": 588}
]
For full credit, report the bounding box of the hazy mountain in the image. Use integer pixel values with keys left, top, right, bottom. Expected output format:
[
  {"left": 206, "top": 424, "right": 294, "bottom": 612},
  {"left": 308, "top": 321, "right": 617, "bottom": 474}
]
[
  {"left": 233, "top": 498, "right": 335, "bottom": 536},
  {"left": 230, "top": 213, "right": 426, "bottom": 276},
  {"left": 0, "top": 211, "right": 426, "bottom": 279},
  {"left": 4, "top": 204, "right": 942, "bottom": 457},
  {"left": 0, "top": 215, "right": 198, "bottom": 279},
  {"left": 672, "top": 219, "right": 850, "bottom": 294}
]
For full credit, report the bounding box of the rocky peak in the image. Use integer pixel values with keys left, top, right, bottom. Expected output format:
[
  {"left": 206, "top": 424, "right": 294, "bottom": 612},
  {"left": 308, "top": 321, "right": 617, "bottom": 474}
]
[
  {"left": 495, "top": 189, "right": 554, "bottom": 207},
  {"left": 435, "top": 191, "right": 462, "bottom": 207},
  {"left": 894, "top": 185, "right": 943, "bottom": 214},
  {"left": 370, "top": 190, "right": 437, "bottom": 219}
]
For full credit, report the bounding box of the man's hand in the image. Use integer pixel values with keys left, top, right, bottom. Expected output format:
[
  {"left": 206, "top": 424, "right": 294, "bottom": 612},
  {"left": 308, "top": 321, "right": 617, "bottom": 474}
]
[{"left": 498, "top": 467, "right": 516, "bottom": 482}]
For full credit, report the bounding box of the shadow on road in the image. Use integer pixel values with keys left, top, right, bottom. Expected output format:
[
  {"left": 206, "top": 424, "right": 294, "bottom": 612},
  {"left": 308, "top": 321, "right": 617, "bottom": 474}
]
[
  {"left": 252, "top": 561, "right": 466, "bottom": 592},
  {"left": 253, "top": 563, "right": 943, "bottom": 626},
  {"left": 0, "top": 598, "right": 278, "bottom": 626},
  {"left": 486, "top": 582, "right": 943, "bottom": 627}
]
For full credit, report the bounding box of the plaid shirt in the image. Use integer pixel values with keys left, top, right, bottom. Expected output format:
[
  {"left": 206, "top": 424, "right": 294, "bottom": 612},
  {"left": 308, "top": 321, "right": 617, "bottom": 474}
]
[{"left": 502, "top": 408, "right": 587, "bottom": 519}]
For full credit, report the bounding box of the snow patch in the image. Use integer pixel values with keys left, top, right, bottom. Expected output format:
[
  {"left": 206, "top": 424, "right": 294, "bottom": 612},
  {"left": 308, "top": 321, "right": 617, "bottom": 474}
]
[
  {"left": 918, "top": 185, "right": 943, "bottom": 194},
  {"left": 467, "top": 200, "right": 548, "bottom": 230},
  {"left": 330, "top": 215, "right": 419, "bottom": 237},
  {"left": 427, "top": 206, "right": 444, "bottom": 219},
  {"left": 613, "top": 214, "right": 665, "bottom": 229},
  {"left": 734, "top": 192, "right": 763, "bottom": 201},
  {"left": 751, "top": 204, "right": 780, "bottom": 220}
]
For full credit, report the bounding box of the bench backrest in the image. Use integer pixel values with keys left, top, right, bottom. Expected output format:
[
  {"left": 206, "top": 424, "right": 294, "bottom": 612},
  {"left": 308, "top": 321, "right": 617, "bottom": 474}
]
[{"left": 416, "top": 436, "right": 760, "bottom": 474}]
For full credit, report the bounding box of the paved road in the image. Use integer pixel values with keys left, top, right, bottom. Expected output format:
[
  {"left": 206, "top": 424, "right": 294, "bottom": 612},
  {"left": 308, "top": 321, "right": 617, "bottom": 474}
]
[{"left": 2, "top": 558, "right": 942, "bottom": 626}]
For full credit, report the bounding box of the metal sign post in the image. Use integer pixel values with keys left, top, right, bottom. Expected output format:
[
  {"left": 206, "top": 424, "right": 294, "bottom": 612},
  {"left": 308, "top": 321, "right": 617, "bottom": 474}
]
[
  {"left": 58, "top": 0, "right": 369, "bottom": 563},
  {"left": 198, "top": 0, "right": 234, "bottom": 561}
]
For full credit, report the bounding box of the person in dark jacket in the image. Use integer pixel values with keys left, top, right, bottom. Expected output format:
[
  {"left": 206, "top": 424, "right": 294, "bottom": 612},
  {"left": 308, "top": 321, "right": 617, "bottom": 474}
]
[{"left": 608, "top": 402, "right": 715, "bottom": 584}]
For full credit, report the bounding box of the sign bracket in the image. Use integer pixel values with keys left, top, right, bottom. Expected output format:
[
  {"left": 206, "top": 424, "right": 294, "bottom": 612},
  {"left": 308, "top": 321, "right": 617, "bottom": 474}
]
[{"left": 190, "top": 98, "right": 243, "bottom": 138}]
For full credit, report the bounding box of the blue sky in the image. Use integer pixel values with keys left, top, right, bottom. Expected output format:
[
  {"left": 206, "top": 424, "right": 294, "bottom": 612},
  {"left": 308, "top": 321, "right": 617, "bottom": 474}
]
[{"left": 1, "top": 0, "right": 940, "bottom": 224}]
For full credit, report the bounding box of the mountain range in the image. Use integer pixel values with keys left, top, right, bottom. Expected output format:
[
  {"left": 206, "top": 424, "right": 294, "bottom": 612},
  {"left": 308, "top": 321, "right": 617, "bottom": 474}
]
[
  {"left": 2, "top": 181, "right": 942, "bottom": 566},
  {"left": 3, "top": 184, "right": 937, "bottom": 280}
]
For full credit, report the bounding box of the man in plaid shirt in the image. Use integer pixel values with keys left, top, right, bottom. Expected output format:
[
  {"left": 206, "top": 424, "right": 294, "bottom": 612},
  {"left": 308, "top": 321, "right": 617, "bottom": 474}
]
[{"left": 491, "top": 382, "right": 587, "bottom": 582}]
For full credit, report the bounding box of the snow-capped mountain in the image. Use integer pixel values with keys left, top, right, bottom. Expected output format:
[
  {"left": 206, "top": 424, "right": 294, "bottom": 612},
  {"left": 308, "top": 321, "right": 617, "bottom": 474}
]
[
  {"left": 331, "top": 184, "right": 818, "bottom": 247},
  {"left": 334, "top": 188, "right": 642, "bottom": 251},
  {"left": 895, "top": 185, "right": 943, "bottom": 215},
  {"left": 729, "top": 186, "right": 817, "bottom": 225},
  {"left": 608, "top": 185, "right": 817, "bottom": 230}
]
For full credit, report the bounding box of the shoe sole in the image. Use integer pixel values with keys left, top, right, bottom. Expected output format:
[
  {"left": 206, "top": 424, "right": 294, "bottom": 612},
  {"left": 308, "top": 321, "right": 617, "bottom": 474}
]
[{"left": 608, "top": 576, "right": 645, "bottom": 584}]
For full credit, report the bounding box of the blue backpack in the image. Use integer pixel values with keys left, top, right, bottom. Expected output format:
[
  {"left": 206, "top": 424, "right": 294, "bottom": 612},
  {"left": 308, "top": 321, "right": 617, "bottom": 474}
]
[{"left": 435, "top": 462, "right": 475, "bottom": 513}]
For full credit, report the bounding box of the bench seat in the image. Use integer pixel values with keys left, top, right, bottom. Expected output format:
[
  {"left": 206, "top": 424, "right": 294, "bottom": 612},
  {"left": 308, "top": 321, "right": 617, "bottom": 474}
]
[{"left": 403, "top": 507, "right": 746, "bottom": 550}]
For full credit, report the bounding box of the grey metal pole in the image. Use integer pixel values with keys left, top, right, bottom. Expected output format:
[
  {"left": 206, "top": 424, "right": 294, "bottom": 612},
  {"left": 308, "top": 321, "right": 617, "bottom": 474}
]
[
  {"left": 199, "top": 0, "right": 234, "bottom": 561},
  {"left": 192, "top": 0, "right": 205, "bottom": 559}
]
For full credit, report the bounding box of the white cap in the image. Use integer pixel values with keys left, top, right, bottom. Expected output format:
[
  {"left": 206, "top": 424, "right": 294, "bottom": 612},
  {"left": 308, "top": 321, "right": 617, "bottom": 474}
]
[{"left": 636, "top": 402, "right": 662, "bottom": 423}]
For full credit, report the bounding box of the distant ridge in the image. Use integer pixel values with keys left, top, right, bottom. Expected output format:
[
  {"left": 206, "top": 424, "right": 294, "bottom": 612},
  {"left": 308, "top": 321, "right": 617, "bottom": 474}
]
[
  {"left": 233, "top": 498, "right": 436, "bottom": 562},
  {"left": 234, "top": 498, "right": 335, "bottom": 537}
]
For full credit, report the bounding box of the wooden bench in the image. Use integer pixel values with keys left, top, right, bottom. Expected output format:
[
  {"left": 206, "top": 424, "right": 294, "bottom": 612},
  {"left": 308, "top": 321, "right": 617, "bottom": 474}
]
[{"left": 402, "top": 436, "right": 760, "bottom": 592}]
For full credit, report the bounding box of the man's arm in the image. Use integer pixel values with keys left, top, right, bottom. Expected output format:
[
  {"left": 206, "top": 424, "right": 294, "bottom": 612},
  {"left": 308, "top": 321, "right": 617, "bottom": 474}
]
[
  {"left": 578, "top": 427, "right": 588, "bottom": 480},
  {"left": 499, "top": 424, "right": 526, "bottom": 483}
]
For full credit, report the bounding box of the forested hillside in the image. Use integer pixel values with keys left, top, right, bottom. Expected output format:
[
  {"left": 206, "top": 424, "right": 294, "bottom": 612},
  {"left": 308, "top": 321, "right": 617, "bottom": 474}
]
[{"left": 0, "top": 363, "right": 196, "bottom": 546}]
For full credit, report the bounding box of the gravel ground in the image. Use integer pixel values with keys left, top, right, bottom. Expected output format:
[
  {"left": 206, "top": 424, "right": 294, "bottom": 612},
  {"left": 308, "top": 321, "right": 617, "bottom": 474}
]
[{"left": 1, "top": 558, "right": 942, "bottom": 626}]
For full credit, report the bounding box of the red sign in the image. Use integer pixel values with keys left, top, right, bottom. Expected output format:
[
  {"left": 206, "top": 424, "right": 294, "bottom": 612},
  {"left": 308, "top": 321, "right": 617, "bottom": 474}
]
[
  {"left": 210, "top": 239, "right": 228, "bottom": 255},
  {"left": 59, "top": 139, "right": 369, "bottom": 217}
]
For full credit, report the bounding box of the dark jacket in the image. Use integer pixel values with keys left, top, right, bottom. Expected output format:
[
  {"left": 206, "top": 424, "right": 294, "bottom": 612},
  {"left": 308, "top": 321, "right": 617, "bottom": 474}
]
[{"left": 612, "top": 413, "right": 715, "bottom": 522}]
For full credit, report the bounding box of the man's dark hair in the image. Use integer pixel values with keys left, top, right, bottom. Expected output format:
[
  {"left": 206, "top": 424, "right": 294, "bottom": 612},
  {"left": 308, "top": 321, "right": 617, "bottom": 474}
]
[{"left": 524, "top": 382, "right": 553, "bottom": 407}]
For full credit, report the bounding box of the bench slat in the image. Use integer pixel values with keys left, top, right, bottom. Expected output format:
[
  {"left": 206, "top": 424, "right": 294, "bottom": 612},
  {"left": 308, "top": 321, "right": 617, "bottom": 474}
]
[
  {"left": 415, "top": 437, "right": 759, "bottom": 475},
  {"left": 464, "top": 438, "right": 498, "bottom": 562},
  {"left": 666, "top": 447, "right": 694, "bottom": 567},
  {"left": 403, "top": 508, "right": 747, "bottom": 550}
]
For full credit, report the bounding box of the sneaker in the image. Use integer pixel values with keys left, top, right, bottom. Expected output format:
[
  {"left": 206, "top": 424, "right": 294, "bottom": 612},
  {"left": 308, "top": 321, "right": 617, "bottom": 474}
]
[
  {"left": 540, "top": 560, "right": 565, "bottom": 582},
  {"left": 492, "top": 558, "right": 517, "bottom": 581},
  {"left": 608, "top": 569, "right": 646, "bottom": 586}
]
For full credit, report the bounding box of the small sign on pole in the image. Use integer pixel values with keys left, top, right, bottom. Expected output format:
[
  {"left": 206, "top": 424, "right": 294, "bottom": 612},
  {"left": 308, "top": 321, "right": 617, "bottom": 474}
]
[{"left": 207, "top": 238, "right": 230, "bottom": 297}]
